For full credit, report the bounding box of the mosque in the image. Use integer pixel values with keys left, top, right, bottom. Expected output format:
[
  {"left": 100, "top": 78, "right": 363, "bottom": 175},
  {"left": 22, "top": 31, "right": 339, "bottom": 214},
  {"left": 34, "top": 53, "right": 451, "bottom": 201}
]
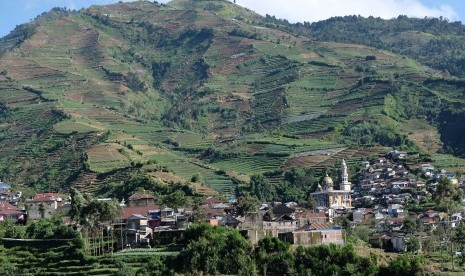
[{"left": 311, "top": 159, "right": 352, "bottom": 217}]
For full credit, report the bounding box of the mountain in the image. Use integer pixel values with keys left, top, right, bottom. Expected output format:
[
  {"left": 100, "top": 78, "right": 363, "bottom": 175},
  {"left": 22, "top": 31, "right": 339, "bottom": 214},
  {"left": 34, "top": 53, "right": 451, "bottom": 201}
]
[{"left": 0, "top": 0, "right": 464, "bottom": 197}]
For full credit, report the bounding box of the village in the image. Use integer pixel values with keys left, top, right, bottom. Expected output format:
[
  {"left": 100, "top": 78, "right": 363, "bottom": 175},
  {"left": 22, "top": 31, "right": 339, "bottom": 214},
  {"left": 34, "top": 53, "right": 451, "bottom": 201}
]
[{"left": 0, "top": 150, "right": 464, "bottom": 254}]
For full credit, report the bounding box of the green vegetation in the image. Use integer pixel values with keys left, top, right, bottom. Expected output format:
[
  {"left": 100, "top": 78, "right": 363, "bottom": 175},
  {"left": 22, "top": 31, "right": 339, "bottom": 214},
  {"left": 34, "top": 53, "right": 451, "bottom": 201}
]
[{"left": 0, "top": 1, "right": 463, "bottom": 201}]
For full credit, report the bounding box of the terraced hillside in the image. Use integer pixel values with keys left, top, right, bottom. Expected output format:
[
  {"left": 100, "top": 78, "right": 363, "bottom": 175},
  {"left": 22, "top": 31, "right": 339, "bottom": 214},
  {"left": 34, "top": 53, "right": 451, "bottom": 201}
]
[
  {"left": 0, "top": 239, "right": 176, "bottom": 275},
  {"left": 0, "top": 0, "right": 464, "bottom": 196}
]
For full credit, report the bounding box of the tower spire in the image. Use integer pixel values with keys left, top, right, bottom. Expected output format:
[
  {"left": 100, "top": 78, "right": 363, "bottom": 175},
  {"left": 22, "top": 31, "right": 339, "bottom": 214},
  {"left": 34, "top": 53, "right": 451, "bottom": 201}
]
[{"left": 340, "top": 159, "right": 351, "bottom": 191}]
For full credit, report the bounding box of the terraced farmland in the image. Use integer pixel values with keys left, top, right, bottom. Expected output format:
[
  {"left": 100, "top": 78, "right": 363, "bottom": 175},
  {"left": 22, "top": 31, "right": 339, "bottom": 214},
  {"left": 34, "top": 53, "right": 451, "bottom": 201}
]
[{"left": 1, "top": 0, "right": 464, "bottom": 195}]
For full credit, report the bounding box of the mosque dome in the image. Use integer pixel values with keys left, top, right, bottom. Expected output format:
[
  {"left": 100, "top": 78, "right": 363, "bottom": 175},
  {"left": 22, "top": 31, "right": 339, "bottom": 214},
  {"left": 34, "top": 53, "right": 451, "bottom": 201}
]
[{"left": 322, "top": 174, "right": 334, "bottom": 190}]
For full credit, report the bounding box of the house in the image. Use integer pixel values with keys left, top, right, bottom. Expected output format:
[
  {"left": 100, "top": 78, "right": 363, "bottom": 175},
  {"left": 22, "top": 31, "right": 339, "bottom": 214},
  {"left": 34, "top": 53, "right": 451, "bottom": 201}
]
[
  {"left": 388, "top": 204, "right": 404, "bottom": 217},
  {"left": 0, "top": 201, "right": 24, "bottom": 221},
  {"left": 127, "top": 192, "right": 157, "bottom": 207},
  {"left": 280, "top": 222, "right": 344, "bottom": 245},
  {"left": 383, "top": 217, "right": 405, "bottom": 232},
  {"left": 0, "top": 181, "right": 11, "bottom": 194},
  {"left": 295, "top": 209, "right": 327, "bottom": 226},
  {"left": 263, "top": 213, "right": 298, "bottom": 232},
  {"left": 451, "top": 213, "right": 462, "bottom": 228},
  {"left": 124, "top": 214, "right": 153, "bottom": 248},
  {"left": 26, "top": 193, "right": 63, "bottom": 220},
  {"left": 219, "top": 216, "right": 242, "bottom": 229},
  {"left": 418, "top": 209, "right": 446, "bottom": 230},
  {"left": 391, "top": 235, "right": 407, "bottom": 252},
  {"left": 389, "top": 150, "right": 407, "bottom": 159},
  {"left": 121, "top": 205, "right": 160, "bottom": 223},
  {"left": 353, "top": 208, "right": 367, "bottom": 223},
  {"left": 272, "top": 203, "right": 295, "bottom": 218},
  {"left": 201, "top": 197, "right": 223, "bottom": 206},
  {"left": 369, "top": 232, "right": 391, "bottom": 249}
]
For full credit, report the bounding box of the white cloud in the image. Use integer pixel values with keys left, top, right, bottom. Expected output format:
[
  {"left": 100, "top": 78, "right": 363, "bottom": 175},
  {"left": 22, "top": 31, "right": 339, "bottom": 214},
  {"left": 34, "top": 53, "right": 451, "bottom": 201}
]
[{"left": 234, "top": 0, "right": 460, "bottom": 22}]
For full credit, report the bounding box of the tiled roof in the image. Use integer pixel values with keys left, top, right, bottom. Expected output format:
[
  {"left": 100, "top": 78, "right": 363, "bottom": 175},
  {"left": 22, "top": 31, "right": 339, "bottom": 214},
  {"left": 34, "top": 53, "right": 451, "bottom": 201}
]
[
  {"left": 0, "top": 201, "right": 22, "bottom": 215},
  {"left": 121, "top": 206, "right": 159, "bottom": 220},
  {"left": 201, "top": 197, "right": 223, "bottom": 205},
  {"left": 27, "top": 193, "right": 62, "bottom": 202},
  {"left": 273, "top": 203, "right": 295, "bottom": 215},
  {"left": 295, "top": 210, "right": 326, "bottom": 219},
  {"left": 128, "top": 192, "right": 156, "bottom": 200},
  {"left": 296, "top": 222, "right": 331, "bottom": 231}
]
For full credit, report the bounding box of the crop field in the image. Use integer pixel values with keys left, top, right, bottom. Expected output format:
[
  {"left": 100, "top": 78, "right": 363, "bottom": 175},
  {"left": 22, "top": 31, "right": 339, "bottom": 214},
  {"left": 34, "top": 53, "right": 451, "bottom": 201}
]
[
  {"left": 432, "top": 154, "right": 465, "bottom": 171},
  {"left": 283, "top": 115, "right": 347, "bottom": 134},
  {"left": 53, "top": 120, "right": 102, "bottom": 134},
  {"left": 210, "top": 154, "right": 287, "bottom": 175},
  {"left": 0, "top": 240, "right": 162, "bottom": 276},
  {"left": 164, "top": 160, "right": 236, "bottom": 194},
  {"left": 86, "top": 144, "right": 132, "bottom": 173}
]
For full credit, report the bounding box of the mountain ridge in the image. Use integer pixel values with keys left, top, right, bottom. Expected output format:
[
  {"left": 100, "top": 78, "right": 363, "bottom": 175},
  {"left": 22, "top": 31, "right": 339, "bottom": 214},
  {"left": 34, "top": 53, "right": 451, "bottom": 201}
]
[{"left": 0, "top": 0, "right": 464, "bottom": 197}]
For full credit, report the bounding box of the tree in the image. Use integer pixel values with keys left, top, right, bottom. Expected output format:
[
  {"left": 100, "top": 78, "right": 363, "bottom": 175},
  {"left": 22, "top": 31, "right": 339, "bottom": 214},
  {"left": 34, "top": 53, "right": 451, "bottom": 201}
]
[
  {"left": 236, "top": 193, "right": 260, "bottom": 216},
  {"left": 405, "top": 234, "right": 420, "bottom": 253},
  {"left": 294, "top": 244, "right": 378, "bottom": 276},
  {"left": 255, "top": 237, "right": 294, "bottom": 276},
  {"left": 176, "top": 224, "right": 255, "bottom": 275},
  {"left": 250, "top": 174, "right": 276, "bottom": 201},
  {"left": 159, "top": 190, "right": 187, "bottom": 210},
  {"left": 70, "top": 187, "right": 86, "bottom": 223},
  {"left": 379, "top": 254, "right": 425, "bottom": 276},
  {"left": 403, "top": 218, "right": 416, "bottom": 235},
  {"left": 433, "top": 176, "right": 463, "bottom": 213},
  {"left": 453, "top": 222, "right": 465, "bottom": 265},
  {"left": 38, "top": 203, "right": 45, "bottom": 219}
]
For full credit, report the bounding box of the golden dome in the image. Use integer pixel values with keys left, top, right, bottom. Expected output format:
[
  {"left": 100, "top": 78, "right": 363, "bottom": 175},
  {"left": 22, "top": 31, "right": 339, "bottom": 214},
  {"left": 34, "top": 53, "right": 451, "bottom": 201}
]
[{"left": 322, "top": 174, "right": 333, "bottom": 185}]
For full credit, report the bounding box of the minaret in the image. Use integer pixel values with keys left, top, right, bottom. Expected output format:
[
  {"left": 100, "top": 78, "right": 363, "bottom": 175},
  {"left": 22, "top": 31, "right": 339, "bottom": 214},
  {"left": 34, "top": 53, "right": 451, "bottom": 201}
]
[{"left": 340, "top": 159, "right": 351, "bottom": 191}]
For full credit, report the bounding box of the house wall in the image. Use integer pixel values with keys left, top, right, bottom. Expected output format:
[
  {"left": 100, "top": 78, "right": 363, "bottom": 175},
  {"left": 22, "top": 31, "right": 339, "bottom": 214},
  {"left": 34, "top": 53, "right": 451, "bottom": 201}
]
[
  {"left": 128, "top": 199, "right": 156, "bottom": 207},
  {"left": 27, "top": 201, "right": 57, "bottom": 220},
  {"left": 246, "top": 229, "right": 280, "bottom": 244},
  {"left": 262, "top": 220, "right": 297, "bottom": 231}
]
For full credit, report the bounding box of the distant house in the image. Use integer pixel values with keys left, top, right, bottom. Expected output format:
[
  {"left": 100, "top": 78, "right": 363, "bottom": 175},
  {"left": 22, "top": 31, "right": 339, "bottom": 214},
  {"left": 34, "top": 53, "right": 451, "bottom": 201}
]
[
  {"left": 295, "top": 209, "right": 327, "bottom": 226},
  {"left": 391, "top": 235, "right": 407, "bottom": 252},
  {"left": 201, "top": 197, "right": 223, "bottom": 206},
  {"left": 369, "top": 232, "right": 391, "bottom": 249},
  {"left": 121, "top": 205, "right": 160, "bottom": 223},
  {"left": 0, "top": 181, "right": 11, "bottom": 194},
  {"left": 280, "top": 222, "right": 344, "bottom": 245},
  {"left": 127, "top": 192, "right": 157, "bottom": 207},
  {"left": 0, "top": 201, "right": 24, "bottom": 221},
  {"left": 451, "top": 213, "right": 462, "bottom": 228},
  {"left": 418, "top": 209, "right": 446, "bottom": 230},
  {"left": 219, "top": 216, "right": 242, "bottom": 229},
  {"left": 124, "top": 214, "right": 153, "bottom": 248},
  {"left": 26, "top": 193, "right": 63, "bottom": 220}
]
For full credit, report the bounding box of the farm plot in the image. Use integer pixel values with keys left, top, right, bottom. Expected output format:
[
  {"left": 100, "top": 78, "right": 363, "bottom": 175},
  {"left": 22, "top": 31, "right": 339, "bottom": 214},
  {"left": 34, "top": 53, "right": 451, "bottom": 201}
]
[
  {"left": 86, "top": 144, "right": 132, "bottom": 173},
  {"left": 54, "top": 120, "right": 102, "bottom": 134},
  {"left": 164, "top": 160, "right": 236, "bottom": 194},
  {"left": 283, "top": 115, "right": 347, "bottom": 135},
  {"left": 210, "top": 154, "right": 287, "bottom": 175},
  {"left": 432, "top": 154, "right": 465, "bottom": 172}
]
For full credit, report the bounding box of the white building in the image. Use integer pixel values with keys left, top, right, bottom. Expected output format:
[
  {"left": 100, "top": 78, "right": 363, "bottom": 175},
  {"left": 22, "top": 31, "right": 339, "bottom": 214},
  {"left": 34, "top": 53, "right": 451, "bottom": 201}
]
[{"left": 311, "top": 159, "right": 352, "bottom": 217}]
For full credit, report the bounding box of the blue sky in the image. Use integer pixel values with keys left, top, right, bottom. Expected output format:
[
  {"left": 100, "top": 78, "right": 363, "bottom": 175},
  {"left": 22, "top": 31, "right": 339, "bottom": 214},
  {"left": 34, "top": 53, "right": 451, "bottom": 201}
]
[{"left": 1, "top": 0, "right": 464, "bottom": 38}]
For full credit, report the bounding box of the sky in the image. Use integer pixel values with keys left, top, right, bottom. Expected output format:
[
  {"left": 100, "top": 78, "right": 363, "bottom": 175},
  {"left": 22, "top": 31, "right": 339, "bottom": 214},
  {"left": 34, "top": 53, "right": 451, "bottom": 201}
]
[{"left": 1, "top": 0, "right": 464, "bottom": 38}]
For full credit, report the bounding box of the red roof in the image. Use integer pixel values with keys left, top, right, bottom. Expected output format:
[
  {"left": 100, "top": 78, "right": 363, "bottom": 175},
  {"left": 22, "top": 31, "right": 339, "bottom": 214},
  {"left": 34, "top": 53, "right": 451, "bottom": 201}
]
[
  {"left": 27, "top": 193, "right": 62, "bottom": 202},
  {"left": 121, "top": 206, "right": 159, "bottom": 220},
  {"left": 296, "top": 222, "right": 331, "bottom": 231},
  {"left": 295, "top": 209, "right": 326, "bottom": 219},
  {"left": 201, "top": 197, "right": 223, "bottom": 205},
  {"left": 0, "top": 201, "right": 22, "bottom": 215}
]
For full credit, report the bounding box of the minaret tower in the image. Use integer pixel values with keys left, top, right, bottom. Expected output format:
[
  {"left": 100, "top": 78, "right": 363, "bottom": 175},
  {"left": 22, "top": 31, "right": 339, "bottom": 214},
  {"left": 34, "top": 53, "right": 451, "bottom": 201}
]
[{"left": 340, "top": 159, "right": 351, "bottom": 191}]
